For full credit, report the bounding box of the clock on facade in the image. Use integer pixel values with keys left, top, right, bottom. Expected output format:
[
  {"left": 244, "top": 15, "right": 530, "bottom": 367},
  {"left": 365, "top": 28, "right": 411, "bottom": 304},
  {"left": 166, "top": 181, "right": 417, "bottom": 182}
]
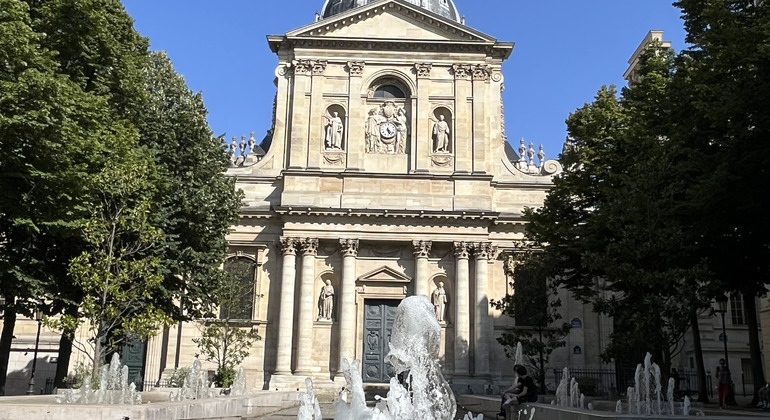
[{"left": 379, "top": 121, "right": 397, "bottom": 139}]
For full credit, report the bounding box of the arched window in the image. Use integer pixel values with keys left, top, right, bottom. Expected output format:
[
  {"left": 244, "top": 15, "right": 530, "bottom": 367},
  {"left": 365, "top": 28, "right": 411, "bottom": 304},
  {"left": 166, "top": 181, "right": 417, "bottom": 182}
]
[
  {"left": 221, "top": 257, "right": 255, "bottom": 320},
  {"left": 373, "top": 85, "right": 405, "bottom": 99}
]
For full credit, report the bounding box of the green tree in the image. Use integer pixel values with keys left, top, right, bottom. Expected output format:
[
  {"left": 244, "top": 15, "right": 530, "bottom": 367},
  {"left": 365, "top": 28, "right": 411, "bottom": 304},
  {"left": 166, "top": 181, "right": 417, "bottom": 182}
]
[
  {"left": 674, "top": 0, "right": 770, "bottom": 397},
  {"left": 60, "top": 142, "right": 174, "bottom": 378},
  {"left": 136, "top": 52, "right": 243, "bottom": 321},
  {"left": 492, "top": 252, "right": 571, "bottom": 394},
  {"left": 193, "top": 260, "right": 260, "bottom": 388},
  {"left": 525, "top": 44, "right": 712, "bottom": 381},
  {"left": 0, "top": 0, "right": 119, "bottom": 394}
]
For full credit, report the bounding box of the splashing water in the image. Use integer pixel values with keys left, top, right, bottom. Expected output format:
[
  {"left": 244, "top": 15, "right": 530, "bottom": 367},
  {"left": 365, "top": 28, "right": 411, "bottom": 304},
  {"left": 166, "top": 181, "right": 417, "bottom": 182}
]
[
  {"left": 231, "top": 366, "right": 249, "bottom": 397},
  {"left": 298, "top": 378, "right": 323, "bottom": 420},
  {"left": 304, "top": 296, "right": 456, "bottom": 420},
  {"left": 55, "top": 353, "right": 141, "bottom": 405}
]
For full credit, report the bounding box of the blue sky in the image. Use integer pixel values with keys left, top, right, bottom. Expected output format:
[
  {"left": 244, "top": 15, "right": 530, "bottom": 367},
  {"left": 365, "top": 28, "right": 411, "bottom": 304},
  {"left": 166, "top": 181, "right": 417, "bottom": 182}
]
[{"left": 122, "top": 0, "right": 687, "bottom": 159}]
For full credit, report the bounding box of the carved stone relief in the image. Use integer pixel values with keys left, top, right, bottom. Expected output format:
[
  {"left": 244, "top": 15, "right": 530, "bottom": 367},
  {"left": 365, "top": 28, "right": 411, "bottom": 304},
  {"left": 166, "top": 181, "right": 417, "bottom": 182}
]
[
  {"left": 431, "top": 282, "right": 447, "bottom": 323},
  {"left": 323, "top": 110, "right": 344, "bottom": 150},
  {"left": 414, "top": 63, "right": 432, "bottom": 78},
  {"left": 432, "top": 115, "right": 450, "bottom": 153},
  {"left": 472, "top": 64, "right": 492, "bottom": 81},
  {"left": 451, "top": 64, "right": 472, "bottom": 80},
  {"left": 346, "top": 61, "right": 365, "bottom": 76},
  {"left": 365, "top": 101, "right": 407, "bottom": 155},
  {"left": 323, "top": 152, "right": 345, "bottom": 166}
]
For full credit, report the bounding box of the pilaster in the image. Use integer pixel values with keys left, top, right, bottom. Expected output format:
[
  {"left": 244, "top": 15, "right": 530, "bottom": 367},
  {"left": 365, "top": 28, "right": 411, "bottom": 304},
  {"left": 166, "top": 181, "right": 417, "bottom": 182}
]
[
  {"left": 452, "top": 64, "right": 473, "bottom": 173},
  {"left": 288, "top": 61, "right": 312, "bottom": 169},
  {"left": 308, "top": 62, "right": 327, "bottom": 169},
  {"left": 346, "top": 62, "right": 365, "bottom": 171},
  {"left": 471, "top": 65, "right": 491, "bottom": 174}
]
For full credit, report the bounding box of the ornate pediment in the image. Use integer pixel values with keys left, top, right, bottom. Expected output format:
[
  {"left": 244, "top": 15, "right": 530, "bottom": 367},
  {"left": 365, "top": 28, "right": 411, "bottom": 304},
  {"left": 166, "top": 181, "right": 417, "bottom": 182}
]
[
  {"left": 358, "top": 265, "right": 411, "bottom": 283},
  {"left": 284, "top": 0, "right": 494, "bottom": 43}
]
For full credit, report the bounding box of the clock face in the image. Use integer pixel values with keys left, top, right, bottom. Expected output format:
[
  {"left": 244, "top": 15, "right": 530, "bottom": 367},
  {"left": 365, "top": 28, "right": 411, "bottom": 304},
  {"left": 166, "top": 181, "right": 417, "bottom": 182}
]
[{"left": 380, "top": 121, "right": 397, "bottom": 139}]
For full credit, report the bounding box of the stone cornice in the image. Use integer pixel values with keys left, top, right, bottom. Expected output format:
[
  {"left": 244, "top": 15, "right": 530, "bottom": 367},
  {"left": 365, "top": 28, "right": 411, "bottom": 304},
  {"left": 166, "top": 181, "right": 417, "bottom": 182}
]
[
  {"left": 274, "top": 206, "right": 501, "bottom": 221},
  {"left": 269, "top": 37, "right": 512, "bottom": 60}
]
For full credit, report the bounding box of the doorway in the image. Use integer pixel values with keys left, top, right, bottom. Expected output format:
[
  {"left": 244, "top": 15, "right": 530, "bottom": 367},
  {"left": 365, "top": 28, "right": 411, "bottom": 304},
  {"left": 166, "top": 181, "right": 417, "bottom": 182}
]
[{"left": 362, "top": 299, "right": 400, "bottom": 383}]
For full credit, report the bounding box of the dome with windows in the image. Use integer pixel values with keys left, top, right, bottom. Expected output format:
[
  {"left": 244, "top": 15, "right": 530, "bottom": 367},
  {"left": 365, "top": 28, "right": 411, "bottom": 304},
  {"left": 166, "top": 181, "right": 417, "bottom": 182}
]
[{"left": 321, "top": 0, "right": 461, "bottom": 23}]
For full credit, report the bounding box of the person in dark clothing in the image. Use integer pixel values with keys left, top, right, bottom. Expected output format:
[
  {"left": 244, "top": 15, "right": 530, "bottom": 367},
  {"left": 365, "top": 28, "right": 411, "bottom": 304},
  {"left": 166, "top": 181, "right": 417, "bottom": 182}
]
[{"left": 497, "top": 365, "right": 538, "bottom": 419}]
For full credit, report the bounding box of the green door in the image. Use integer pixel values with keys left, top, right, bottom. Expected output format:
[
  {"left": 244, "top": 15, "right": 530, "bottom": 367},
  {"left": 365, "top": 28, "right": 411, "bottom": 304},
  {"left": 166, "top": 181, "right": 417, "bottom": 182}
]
[
  {"left": 362, "top": 299, "right": 399, "bottom": 383},
  {"left": 122, "top": 340, "right": 147, "bottom": 391}
]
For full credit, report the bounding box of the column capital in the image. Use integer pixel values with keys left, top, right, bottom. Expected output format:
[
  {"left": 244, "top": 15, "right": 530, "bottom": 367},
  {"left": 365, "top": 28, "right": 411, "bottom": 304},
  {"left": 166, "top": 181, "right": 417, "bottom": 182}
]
[
  {"left": 452, "top": 64, "right": 472, "bottom": 80},
  {"left": 412, "top": 240, "right": 432, "bottom": 258},
  {"left": 414, "top": 63, "right": 433, "bottom": 78},
  {"left": 291, "top": 59, "right": 314, "bottom": 76},
  {"left": 472, "top": 64, "right": 492, "bottom": 82},
  {"left": 279, "top": 237, "right": 298, "bottom": 256},
  {"left": 471, "top": 242, "right": 496, "bottom": 260},
  {"left": 339, "top": 238, "right": 359, "bottom": 257},
  {"left": 300, "top": 238, "right": 318, "bottom": 256},
  {"left": 311, "top": 60, "right": 328, "bottom": 76},
  {"left": 453, "top": 241, "right": 471, "bottom": 259},
  {"left": 346, "top": 61, "right": 365, "bottom": 77}
]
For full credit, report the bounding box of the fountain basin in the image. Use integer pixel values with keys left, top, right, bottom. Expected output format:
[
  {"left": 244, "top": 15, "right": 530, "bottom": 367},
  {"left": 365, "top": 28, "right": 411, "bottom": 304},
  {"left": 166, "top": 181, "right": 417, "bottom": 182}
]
[
  {"left": 520, "top": 403, "right": 750, "bottom": 420},
  {"left": 0, "top": 390, "right": 298, "bottom": 420}
]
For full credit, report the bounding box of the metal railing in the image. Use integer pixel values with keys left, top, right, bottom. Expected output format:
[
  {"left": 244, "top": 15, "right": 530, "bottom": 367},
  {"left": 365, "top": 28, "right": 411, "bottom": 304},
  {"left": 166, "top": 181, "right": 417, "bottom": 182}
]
[{"left": 554, "top": 367, "right": 703, "bottom": 397}]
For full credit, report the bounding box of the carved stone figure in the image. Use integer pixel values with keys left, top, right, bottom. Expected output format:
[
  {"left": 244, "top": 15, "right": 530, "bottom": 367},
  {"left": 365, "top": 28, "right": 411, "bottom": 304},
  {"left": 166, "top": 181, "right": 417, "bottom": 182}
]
[
  {"left": 324, "top": 111, "right": 344, "bottom": 150},
  {"left": 432, "top": 115, "right": 450, "bottom": 153},
  {"left": 366, "top": 108, "right": 386, "bottom": 153},
  {"left": 395, "top": 107, "right": 407, "bottom": 154},
  {"left": 318, "top": 279, "right": 335, "bottom": 320},
  {"left": 365, "top": 101, "right": 408, "bottom": 155},
  {"left": 431, "top": 282, "right": 447, "bottom": 322}
]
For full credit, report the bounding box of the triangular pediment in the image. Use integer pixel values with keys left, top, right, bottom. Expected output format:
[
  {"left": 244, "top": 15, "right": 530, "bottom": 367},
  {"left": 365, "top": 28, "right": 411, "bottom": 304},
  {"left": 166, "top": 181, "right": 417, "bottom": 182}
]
[
  {"left": 358, "top": 265, "right": 411, "bottom": 283},
  {"left": 286, "top": 0, "right": 494, "bottom": 43}
]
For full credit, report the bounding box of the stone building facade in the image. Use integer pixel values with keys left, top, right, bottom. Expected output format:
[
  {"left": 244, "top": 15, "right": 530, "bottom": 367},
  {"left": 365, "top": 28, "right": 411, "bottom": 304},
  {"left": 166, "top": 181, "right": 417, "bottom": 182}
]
[{"left": 195, "top": 0, "right": 586, "bottom": 393}]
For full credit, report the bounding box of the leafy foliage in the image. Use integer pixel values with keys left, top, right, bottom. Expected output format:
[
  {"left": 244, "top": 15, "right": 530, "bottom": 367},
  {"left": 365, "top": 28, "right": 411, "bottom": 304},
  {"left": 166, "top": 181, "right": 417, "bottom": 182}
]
[
  {"left": 493, "top": 252, "right": 571, "bottom": 393},
  {"left": 1, "top": 0, "right": 242, "bottom": 387},
  {"left": 524, "top": 44, "right": 713, "bottom": 371},
  {"left": 193, "top": 267, "right": 260, "bottom": 388}
]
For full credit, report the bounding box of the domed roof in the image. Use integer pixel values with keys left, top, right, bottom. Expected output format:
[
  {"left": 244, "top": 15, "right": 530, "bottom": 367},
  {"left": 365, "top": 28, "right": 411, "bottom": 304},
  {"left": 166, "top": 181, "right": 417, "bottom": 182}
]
[{"left": 321, "top": 0, "right": 461, "bottom": 23}]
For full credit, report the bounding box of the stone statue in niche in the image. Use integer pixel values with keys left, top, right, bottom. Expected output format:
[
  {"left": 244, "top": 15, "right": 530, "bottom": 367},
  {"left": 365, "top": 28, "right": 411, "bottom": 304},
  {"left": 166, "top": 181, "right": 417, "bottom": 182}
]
[
  {"left": 431, "top": 281, "right": 447, "bottom": 322},
  {"left": 365, "top": 101, "right": 407, "bottom": 154},
  {"left": 324, "top": 111, "right": 344, "bottom": 150},
  {"left": 432, "top": 115, "right": 450, "bottom": 153},
  {"left": 318, "top": 279, "right": 335, "bottom": 321},
  {"left": 366, "top": 108, "right": 386, "bottom": 153}
]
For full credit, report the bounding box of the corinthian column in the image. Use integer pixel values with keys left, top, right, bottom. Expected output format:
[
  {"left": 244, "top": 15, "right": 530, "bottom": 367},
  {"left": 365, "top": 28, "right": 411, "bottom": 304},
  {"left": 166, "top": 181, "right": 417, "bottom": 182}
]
[
  {"left": 453, "top": 242, "right": 471, "bottom": 377},
  {"left": 275, "top": 237, "right": 298, "bottom": 375},
  {"left": 338, "top": 239, "right": 359, "bottom": 367},
  {"left": 295, "top": 238, "right": 318, "bottom": 374},
  {"left": 472, "top": 242, "right": 496, "bottom": 377},
  {"left": 412, "top": 240, "right": 432, "bottom": 296}
]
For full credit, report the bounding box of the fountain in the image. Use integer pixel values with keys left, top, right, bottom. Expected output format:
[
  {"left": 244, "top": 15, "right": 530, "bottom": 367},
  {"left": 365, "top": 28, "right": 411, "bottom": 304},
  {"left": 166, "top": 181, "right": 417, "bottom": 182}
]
[
  {"left": 300, "top": 296, "right": 487, "bottom": 420},
  {"left": 55, "top": 353, "right": 141, "bottom": 405}
]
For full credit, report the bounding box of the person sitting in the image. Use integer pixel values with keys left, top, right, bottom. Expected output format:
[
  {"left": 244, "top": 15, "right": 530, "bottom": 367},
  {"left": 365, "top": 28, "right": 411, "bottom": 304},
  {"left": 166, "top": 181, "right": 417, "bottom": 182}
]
[
  {"left": 757, "top": 381, "right": 770, "bottom": 409},
  {"left": 497, "top": 365, "right": 538, "bottom": 419}
]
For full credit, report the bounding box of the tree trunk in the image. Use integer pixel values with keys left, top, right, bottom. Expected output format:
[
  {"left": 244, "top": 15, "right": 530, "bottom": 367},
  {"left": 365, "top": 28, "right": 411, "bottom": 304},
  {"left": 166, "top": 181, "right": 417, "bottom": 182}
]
[
  {"left": 743, "top": 290, "right": 765, "bottom": 407},
  {"left": 690, "top": 310, "right": 709, "bottom": 404},
  {"left": 54, "top": 305, "right": 78, "bottom": 388},
  {"left": 0, "top": 306, "right": 17, "bottom": 396}
]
